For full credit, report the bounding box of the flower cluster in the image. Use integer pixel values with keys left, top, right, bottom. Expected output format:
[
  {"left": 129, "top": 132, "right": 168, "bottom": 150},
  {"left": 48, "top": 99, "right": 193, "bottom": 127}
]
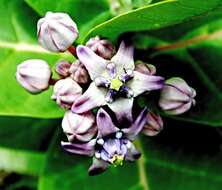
[{"left": 15, "top": 12, "right": 196, "bottom": 175}]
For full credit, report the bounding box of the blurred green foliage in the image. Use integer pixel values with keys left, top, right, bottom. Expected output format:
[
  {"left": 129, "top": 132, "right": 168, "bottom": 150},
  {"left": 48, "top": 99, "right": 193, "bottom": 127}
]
[{"left": 0, "top": 0, "right": 222, "bottom": 189}]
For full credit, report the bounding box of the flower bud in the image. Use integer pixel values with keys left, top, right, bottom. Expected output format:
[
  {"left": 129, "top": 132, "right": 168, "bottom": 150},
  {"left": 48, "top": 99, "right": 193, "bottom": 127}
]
[
  {"left": 62, "top": 111, "right": 97, "bottom": 142},
  {"left": 159, "top": 77, "right": 196, "bottom": 115},
  {"left": 143, "top": 112, "right": 163, "bottom": 136},
  {"left": 86, "top": 36, "right": 115, "bottom": 59},
  {"left": 55, "top": 60, "right": 71, "bottom": 77},
  {"left": 51, "top": 78, "right": 82, "bottom": 109},
  {"left": 69, "top": 60, "right": 89, "bottom": 84},
  {"left": 37, "top": 12, "right": 79, "bottom": 52},
  {"left": 135, "top": 61, "right": 156, "bottom": 75},
  {"left": 16, "top": 59, "right": 51, "bottom": 94}
]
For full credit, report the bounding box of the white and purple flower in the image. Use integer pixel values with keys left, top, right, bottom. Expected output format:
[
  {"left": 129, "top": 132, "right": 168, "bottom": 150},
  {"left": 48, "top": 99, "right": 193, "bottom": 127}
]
[
  {"left": 37, "top": 12, "right": 79, "bottom": 52},
  {"left": 62, "top": 107, "right": 148, "bottom": 175},
  {"left": 72, "top": 41, "right": 164, "bottom": 121}
]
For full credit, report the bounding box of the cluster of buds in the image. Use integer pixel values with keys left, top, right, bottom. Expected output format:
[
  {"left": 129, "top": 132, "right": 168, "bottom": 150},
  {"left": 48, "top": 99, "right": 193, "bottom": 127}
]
[{"left": 15, "top": 11, "right": 196, "bottom": 175}]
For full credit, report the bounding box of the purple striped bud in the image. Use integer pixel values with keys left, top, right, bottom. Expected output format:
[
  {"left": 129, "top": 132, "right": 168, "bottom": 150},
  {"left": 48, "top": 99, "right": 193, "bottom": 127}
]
[
  {"left": 37, "top": 12, "right": 78, "bottom": 52},
  {"left": 51, "top": 78, "right": 82, "bottom": 109},
  {"left": 135, "top": 61, "right": 156, "bottom": 75},
  {"left": 62, "top": 111, "right": 97, "bottom": 143},
  {"left": 86, "top": 36, "right": 115, "bottom": 59},
  {"left": 16, "top": 59, "right": 51, "bottom": 94},
  {"left": 143, "top": 112, "right": 163, "bottom": 136},
  {"left": 159, "top": 77, "right": 196, "bottom": 115},
  {"left": 55, "top": 60, "right": 71, "bottom": 77},
  {"left": 69, "top": 60, "right": 89, "bottom": 84}
]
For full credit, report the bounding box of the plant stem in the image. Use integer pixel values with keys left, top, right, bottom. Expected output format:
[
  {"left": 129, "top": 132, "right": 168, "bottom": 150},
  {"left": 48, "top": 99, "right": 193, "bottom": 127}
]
[
  {"left": 154, "top": 30, "right": 222, "bottom": 51},
  {"left": 49, "top": 78, "right": 58, "bottom": 85},
  {"left": 68, "top": 45, "right": 77, "bottom": 57}
]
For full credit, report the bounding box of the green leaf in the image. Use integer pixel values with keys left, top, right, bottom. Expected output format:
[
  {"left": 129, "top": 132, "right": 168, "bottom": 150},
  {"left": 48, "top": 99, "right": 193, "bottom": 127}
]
[
  {"left": 141, "top": 118, "right": 222, "bottom": 190},
  {"left": 85, "top": 0, "right": 222, "bottom": 41},
  {"left": 146, "top": 19, "right": 222, "bottom": 127},
  {"left": 0, "top": 148, "right": 45, "bottom": 176},
  {"left": 38, "top": 120, "right": 222, "bottom": 190},
  {"left": 0, "top": 116, "right": 60, "bottom": 175},
  {"left": 0, "top": 0, "right": 73, "bottom": 118},
  {"left": 0, "top": 116, "right": 60, "bottom": 150}
]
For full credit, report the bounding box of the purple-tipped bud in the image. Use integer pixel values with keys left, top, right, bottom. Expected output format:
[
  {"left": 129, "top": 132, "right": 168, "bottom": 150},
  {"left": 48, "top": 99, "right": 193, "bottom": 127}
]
[
  {"left": 16, "top": 59, "right": 51, "bottom": 94},
  {"left": 159, "top": 77, "right": 196, "bottom": 115},
  {"left": 62, "top": 111, "right": 97, "bottom": 143},
  {"left": 51, "top": 78, "right": 82, "bottom": 109},
  {"left": 143, "top": 112, "right": 163, "bottom": 136},
  {"left": 69, "top": 60, "right": 89, "bottom": 84},
  {"left": 135, "top": 61, "right": 156, "bottom": 75},
  {"left": 37, "top": 12, "right": 79, "bottom": 52},
  {"left": 86, "top": 36, "right": 115, "bottom": 59},
  {"left": 55, "top": 60, "right": 71, "bottom": 77}
]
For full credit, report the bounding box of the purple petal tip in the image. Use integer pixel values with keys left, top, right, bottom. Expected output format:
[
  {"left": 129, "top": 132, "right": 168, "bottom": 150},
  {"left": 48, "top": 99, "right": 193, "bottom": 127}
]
[{"left": 77, "top": 45, "right": 87, "bottom": 55}]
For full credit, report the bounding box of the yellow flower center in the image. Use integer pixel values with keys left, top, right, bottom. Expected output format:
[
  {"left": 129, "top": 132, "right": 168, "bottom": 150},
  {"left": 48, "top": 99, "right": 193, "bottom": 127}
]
[
  {"left": 110, "top": 77, "right": 123, "bottom": 91},
  {"left": 110, "top": 154, "right": 124, "bottom": 167}
]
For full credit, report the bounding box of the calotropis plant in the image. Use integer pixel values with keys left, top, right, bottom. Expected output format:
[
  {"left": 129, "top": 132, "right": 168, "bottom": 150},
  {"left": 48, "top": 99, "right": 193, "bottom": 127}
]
[{"left": 15, "top": 11, "right": 197, "bottom": 175}]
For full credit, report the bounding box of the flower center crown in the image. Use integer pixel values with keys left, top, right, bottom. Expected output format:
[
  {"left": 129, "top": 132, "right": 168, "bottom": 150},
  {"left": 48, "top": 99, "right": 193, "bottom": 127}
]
[
  {"left": 110, "top": 77, "right": 123, "bottom": 91},
  {"left": 110, "top": 154, "right": 124, "bottom": 167}
]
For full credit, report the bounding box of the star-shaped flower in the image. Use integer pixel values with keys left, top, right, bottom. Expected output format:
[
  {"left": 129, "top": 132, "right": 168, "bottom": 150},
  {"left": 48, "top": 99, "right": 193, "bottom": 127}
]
[
  {"left": 72, "top": 41, "right": 164, "bottom": 121},
  {"left": 62, "top": 107, "right": 148, "bottom": 175}
]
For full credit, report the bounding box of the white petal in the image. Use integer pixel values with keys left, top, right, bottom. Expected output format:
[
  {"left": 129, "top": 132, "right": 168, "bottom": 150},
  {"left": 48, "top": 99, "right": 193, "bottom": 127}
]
[
  {"left": 76, "top": 45, "right": 107, "bottom": 80},
  {"left": 111, "top": 41, "right": 134, "bottom": 73},
  {"left": 108, "top": 97, "right": 134, "bottom": 122},
  {"left": 127, "top": 71, "right": 164, "bottom": 97},
  {"left": 72, "top": 83, "right": 107, "bottom": 114}
]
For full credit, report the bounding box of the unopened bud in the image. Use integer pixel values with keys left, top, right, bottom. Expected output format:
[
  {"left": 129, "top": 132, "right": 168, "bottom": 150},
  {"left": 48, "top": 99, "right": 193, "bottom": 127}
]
[
  {"left": 69, "top": 60, "right": 89, "bottom": 84},
  {"left": 62, "top": 111, "right": 97, "bottom": 142},
  {"left": 55, "top": 60, "right": 71, "bottom": 77},
  {"left": 86, "top": 36, "right": 115, "bottom": 59},
  {"left": 143, "top": 112, "right": 163, "bottom": 136},
  {"left": 16, "top": 59, "right": 51, "bottom": 94},
  {"left": 159, "top": 77, "right": 196, "bottom": 115},
  {"left": 51, "top": 78, "right": 82, "bottom": 109},
  {"left": 135, "top": 61, "right": 156, "bottom": 75},
  {"left": 37, "top": 12, "right": 78, "bottom": 52}
]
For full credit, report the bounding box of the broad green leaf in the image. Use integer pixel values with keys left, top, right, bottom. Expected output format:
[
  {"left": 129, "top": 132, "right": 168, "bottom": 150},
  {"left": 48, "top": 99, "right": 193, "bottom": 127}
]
[
  {"left": 145, "top": 19, "right": 222, "bottom": 127},
  {"left": 0, "top": 116, "right": 60, "bottom": 175},
  {"left": 0, "top": 116, "right": 60, "bottom": 150},
  {"left": 0, "top": 0, "right": 73, "bottom": 118},
  {"left": 38, "top": 119, "right": 222, "bottom": 190},
  {"left": 141, "top": 118, "right": 222, "bottom": 190},
  {"left": 0, "top": 148, "right": 45, "bottom": 176},
  {"left": 85, "top": 0, "right": 222, "bottom": 41},
  {"left": 140, "top": 3, "right": 222, "bottom": 42}
]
